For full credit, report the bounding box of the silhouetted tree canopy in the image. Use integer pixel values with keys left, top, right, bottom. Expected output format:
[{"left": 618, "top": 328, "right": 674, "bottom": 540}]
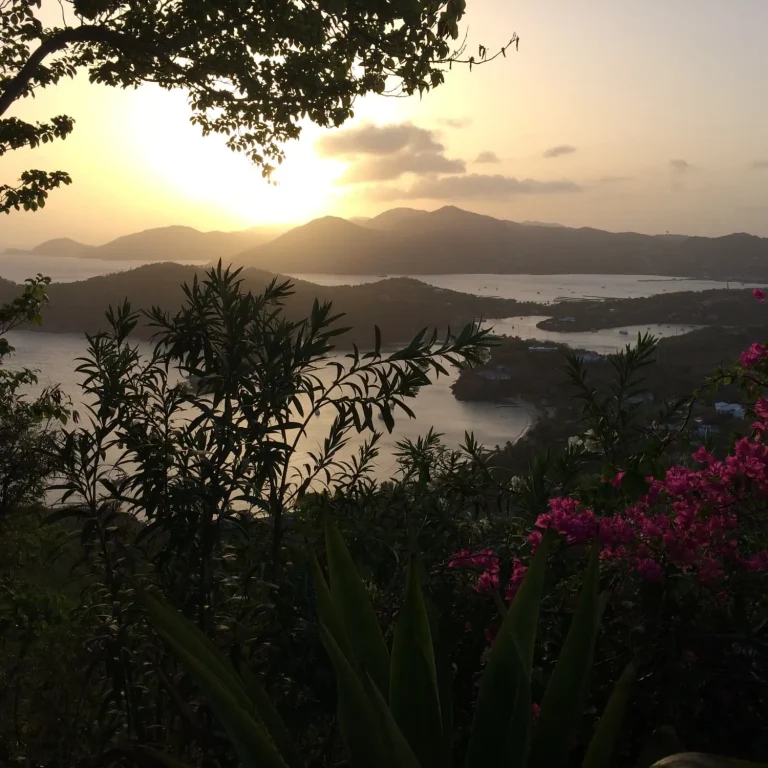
[{"left": 1, "top": 0, "right": 517, "bottom": 214}]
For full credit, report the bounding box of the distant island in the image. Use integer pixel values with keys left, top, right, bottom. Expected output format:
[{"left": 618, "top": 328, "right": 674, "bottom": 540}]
[
  {"left": 3, "top": 224, "right": 286, "bottom": 262},
  {"left": 7, "top": 205, "right": 768, "bottom": 281}
]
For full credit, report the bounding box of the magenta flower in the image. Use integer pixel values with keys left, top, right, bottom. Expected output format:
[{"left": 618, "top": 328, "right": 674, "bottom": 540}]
[{"left": 754, "top": 288, "right": 766, "bottom": 302}]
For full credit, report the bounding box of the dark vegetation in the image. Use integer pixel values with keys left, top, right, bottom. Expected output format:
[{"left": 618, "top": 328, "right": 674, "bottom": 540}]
[
  {"left": 541, "top": 288, "right": 764, "bottom": 331},
  {"left": 0, "top": 262, "right": 545, "bottom": 347},
  {"left": 0, "top": 266, "right": 766, "bottom": 768},
  {"left": 3, "top": 3, "right": 767, "bottom": 765}
]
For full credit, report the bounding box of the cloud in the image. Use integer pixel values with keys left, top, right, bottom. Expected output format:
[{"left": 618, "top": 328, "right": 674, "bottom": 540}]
[
  {"left": 439, "top": 117, "right": 472, "bottom": 128},
  {"left": 342, "top": 154, "right": 465, "bottom": 183},
  {"left": 316, "top": 122, "right": 442, "bottom": 157},
  {"left": 370, "top": 174, "right": 582, "bottom": 201},
  {"left": 670, "top": 159, "right": 693, "bottom": 173},
  {"left": 597, "top": 175, "right": 631, "bottom": 184},
  {"left": 751, "top": 160, "right": 768, "bottom": 169},
  {"left": 316, "top": 121, "right": 466, "bottom": 185},
  {"left": 474, "top": 151, "right": 500, "bottom": 164},
  {"left": 543, "top": 144, "right": 577, "bottom": 159}
]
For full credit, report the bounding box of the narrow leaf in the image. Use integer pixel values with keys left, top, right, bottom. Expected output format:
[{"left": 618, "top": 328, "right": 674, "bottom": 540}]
[
  {"left": 324, "top": 514, "right": 390, "bottom": 698},
  {"left": 582, "top": 659, "right": 637, "bottom": 768},
  {"left": 390, "top": 559, "right": 443, "bottom": 768},
  {"left": 530, "top": 540, "right": 604, "bottom": 768},
  {"left": 465, "top": 532, "right": 552, "bottom": 768}
]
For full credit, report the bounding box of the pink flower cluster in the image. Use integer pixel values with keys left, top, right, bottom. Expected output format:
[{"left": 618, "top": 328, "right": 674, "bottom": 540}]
[
  {"left": 529, "top": 400, "right": 768, "bottom": 584},
  {"left": 740, "top": 342, "right": 768, "bottom": 368},
  {"left": 448, "top": 548, "right": 500, "bottom": 593}
]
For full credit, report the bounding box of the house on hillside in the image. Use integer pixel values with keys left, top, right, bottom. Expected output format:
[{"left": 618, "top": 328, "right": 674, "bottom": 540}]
[{"left": 715, "top": 402, "right": 746, "bottom": 419}]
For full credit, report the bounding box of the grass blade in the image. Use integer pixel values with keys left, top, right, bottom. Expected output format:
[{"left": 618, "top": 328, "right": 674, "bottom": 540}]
[
  {"left": 390, "top": 558, "right": 443, "bottom": 768},
  {"left": 582, "top": 659, "right": 637, "bottom": 768},
  {"left": 324, "top": 514, "right": 390, "bottom": 698}
]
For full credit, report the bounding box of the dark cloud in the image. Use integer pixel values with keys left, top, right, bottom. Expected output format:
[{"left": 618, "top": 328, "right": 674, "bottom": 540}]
[
  {"left": 543, "top": 144, "right": 577, "bottom": 159},
  {"left": 597, "top": 175, "right": 631, "bottom": 184},
  {"left": 670, "top": 159, "right": 692, "bottom": 173},
  {"left": 317, "top": 122, "right": 466, "bottom": 185},
  {"left": 474, "top": 151, "right": 501, "bottom": 164},
  {"left": 342, "top": 153, "right": 465, "bottom": 184},
  {"left": 371, "top": 174, "right": 582, "bottom": 201},
  {"left": 316, "top": 122, "right": 442, "bottom": 157},
  {"left": 751, "top": 160, "right": 768, "bottom": 170}
]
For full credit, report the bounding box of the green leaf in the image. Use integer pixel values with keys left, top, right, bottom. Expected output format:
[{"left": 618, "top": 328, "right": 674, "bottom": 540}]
[
  {"left": 309, "top": 548, "right": 353, "bottom": 659},
  {"left": 651, "top": 756, "right": 768, "bottom": 768},
  {"left": 530, "top": 540, "right": 605, "bottom": 768},
  {"left": 234, "top": 655, "right": 305, "bottom": 768},
  {"left": 321, "top": 622, "right": 385, "bottom": 768},
  {"left": 390, "top": 558, "right": 443, "bottom": 768},
  {"left": 581, "top": 659, "right": 637, "bottom": 768},
  {"left": 465, "top": 531, "right": 552, "bottom": 768},
  {"left": 324, "top": 514, "right": 390, "bottom": 698},
  {"left": 142, "top": 593, "right": 289, "bottom": 768}
]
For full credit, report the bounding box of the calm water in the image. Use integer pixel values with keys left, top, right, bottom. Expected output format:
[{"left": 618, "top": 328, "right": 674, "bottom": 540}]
[
  {"left": 289, "top": 273, "right": 761, "bottom": 304},
  {"left": 485, "top": 316, "right": 702, "bottom": 355},
  {"left": 4, "top": 331, "right": 532, "bottom": 480},
  {"left": 0, "top": 254, "right": 208, "bottom": 284}
]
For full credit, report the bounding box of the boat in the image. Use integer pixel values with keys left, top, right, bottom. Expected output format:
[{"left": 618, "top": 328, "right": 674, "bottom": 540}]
[{"left": 619, "top": 330, "right": 629, "bottom": 336}]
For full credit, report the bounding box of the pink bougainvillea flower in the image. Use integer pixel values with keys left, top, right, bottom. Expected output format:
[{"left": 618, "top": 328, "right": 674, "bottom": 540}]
[
  {"left": 610, "top": 471, "right": 626, "bottom": 488},
  {"left": 740, "top": 342, "right": 767, "bottom": 368},
  {"left": 754, "top": 288, "right": 766, "bottom": 302},
  {"left": 531, "top": 703, "right": 541, "bottom": 720}
]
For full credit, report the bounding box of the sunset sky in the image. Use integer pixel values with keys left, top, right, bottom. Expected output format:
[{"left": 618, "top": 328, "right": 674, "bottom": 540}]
[{"left": 4, "top": 0, "right": 768, "bottom": 247}]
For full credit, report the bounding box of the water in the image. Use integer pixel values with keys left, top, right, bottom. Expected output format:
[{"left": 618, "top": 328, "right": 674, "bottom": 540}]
[
  {"left": 0, "top": 254, "right": 208, "bottom": 284},
  {"left": 289, "top": 273, "right": 761, "bottom": 304},
  {"left": 3, "top": 331, "right": 532, "bottom": 480},
  {"left": 485, "top": 316, "right": 701, "bottom": 355}
]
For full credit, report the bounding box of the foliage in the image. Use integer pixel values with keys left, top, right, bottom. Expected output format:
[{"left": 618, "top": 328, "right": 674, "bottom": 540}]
[
  {"left": 145, "top": 518, "right": 766, "bottom": 768},
  {"left": 1, "top": 0, "right": 516, "bottom": 212}
]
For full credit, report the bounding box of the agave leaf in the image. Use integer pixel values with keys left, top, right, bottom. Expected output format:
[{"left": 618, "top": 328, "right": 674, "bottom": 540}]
[
  {"left": 324, "top": 514, "right": 390, "bottom": 697},
  {"left": 530, "top": 540, "right": 604, "bottom": 768},
  {"left": 465, "top": 532, "right": 552, "bottom": 768},
  {"left": 319, "top": 622, "right": 414, "bottom": 768},
  {"left": 651, "top": 755, "right": 768, "bottom": 768},
  {"left": 234, "top": 654, "right": 305, "bottom": 768},
  {"left": 390, "top": 558, "right": 443, "bottom": 768},
  {"left": 309, "top": 548, "right": 353, "bottom": 659},
  {"left": 143, "top": 593, "right": 289, "bottom": 768},
  {"left": 581, "top": 658, "right": 637, "bottom": 768}
]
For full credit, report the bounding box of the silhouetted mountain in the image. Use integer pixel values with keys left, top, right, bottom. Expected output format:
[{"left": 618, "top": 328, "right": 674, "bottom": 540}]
[
  {"left": 32, "top": 238, "right": 95, "bottom": 256},
  {"left": 6, "top": 225, "right": 285, "bottom": 262},
  {"left": 0, "top": 263, "right": 542, "bottom": 347},
  {"left": 521, "top": 220, "right": 565, "bottom": 228},
  {"left": 233, "top": 206, "right": 768, "bottom": 280},
  {"left": 363, "top": 208, "right": 428, "bottom": 230}
]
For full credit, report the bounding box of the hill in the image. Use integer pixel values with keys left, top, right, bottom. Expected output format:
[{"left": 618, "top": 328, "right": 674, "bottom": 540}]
[
  {"left": 0, "top": 264, "right": 544, "bottom": 347},
  {"left": 233, "top": 206, "right": 768, "bottom": 281},
  {"left": 5, "top": 225, "right": 285, "bottom": 262}
]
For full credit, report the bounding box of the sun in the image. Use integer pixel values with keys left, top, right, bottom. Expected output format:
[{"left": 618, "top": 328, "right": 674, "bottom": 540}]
[{"left": 122, "top": 85, "right": 350, "bottom": 230}]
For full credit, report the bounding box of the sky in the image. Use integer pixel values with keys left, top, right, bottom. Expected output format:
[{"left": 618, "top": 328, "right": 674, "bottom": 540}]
[{"left": 4, "top": 0, "right": 768, "bottom": 247}]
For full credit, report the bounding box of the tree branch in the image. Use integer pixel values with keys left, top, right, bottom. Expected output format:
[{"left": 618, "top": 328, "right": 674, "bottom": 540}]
[{"left": 0, "top": 25, "right": 148, "bottom": 117}]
